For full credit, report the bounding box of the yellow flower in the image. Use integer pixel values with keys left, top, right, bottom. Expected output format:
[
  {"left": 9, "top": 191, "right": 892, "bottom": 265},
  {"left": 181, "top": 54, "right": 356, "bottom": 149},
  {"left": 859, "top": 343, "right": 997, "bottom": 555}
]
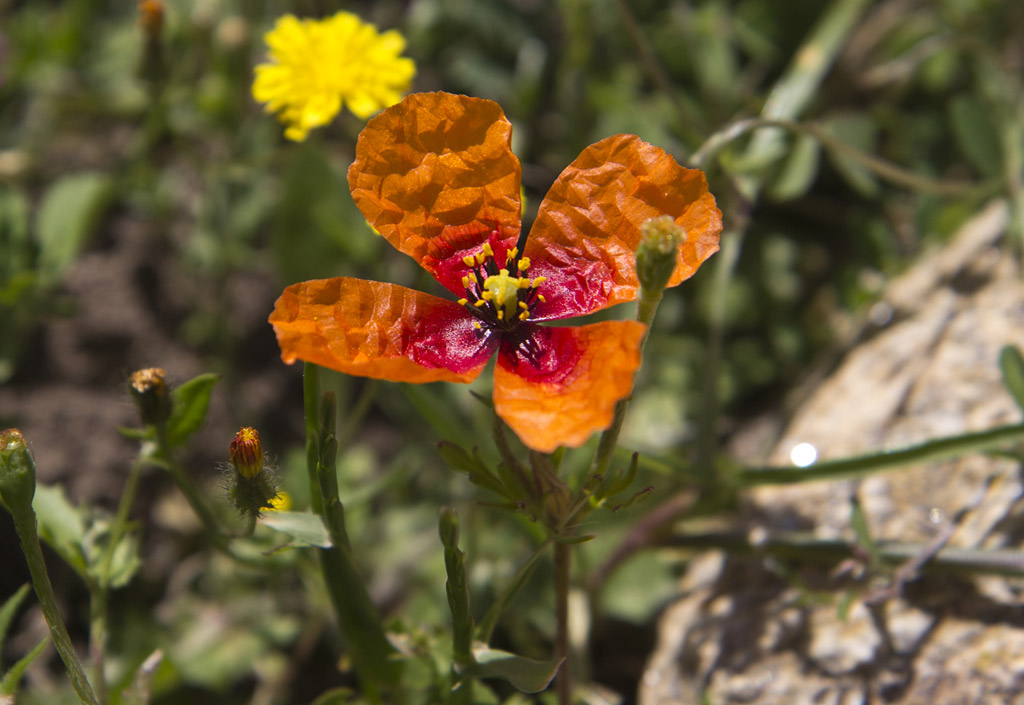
[
  {"left": 252, "top": 12, "right": 416, "bottom": 141},
  {"left": 267, "top": 491, "right": 292, "bottom": 512}
]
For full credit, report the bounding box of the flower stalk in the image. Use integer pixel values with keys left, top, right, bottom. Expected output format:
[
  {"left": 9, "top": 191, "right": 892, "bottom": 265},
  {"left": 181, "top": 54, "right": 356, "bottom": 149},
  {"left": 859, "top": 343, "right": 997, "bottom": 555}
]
[
  {"left": 303, "top": 363, "right": 400, "bottom": 703},
  {"left": 1, "top": 430, "right": 100, "bottom": 705}
]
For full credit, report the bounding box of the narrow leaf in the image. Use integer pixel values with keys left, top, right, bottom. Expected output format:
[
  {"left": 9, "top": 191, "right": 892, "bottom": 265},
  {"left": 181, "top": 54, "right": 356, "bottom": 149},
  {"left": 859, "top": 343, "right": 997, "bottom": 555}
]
[
  {"left": 0, "top": 585, "right": 30, "bottom": 656},
  {"left": 999, "top": 345, "right": 1024, "bottom": 414},
  {"left": 461, "top": 647, "right": 562, "bottom": 694},
  {"left": 260, "top": 511, "right": 331, "bottom": 548},
  {"left": 0, "top": 637, "right": 49, "bottom": 696},
  {"left": 165, "top": 373, "right": 219, "bottom": 447},
  {"left": 121, "top": 649, "right": 163, "bottom": 705}
]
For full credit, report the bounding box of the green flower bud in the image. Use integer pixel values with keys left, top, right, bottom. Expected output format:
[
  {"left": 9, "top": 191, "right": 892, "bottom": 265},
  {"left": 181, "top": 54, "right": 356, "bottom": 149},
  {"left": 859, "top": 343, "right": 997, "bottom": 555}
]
[
  {"left": 636, "top": 215, "right": 686, "bottom": 295},
  {"left": 129, "top": 368, "right": 171, "bottom": 428},
  {"left": 0, "top": 428, "right": 37, "bottom": 517}
]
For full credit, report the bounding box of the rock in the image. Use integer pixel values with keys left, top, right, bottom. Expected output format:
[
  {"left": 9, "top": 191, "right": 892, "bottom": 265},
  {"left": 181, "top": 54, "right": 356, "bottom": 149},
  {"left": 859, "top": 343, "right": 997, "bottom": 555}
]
[{"left": 640, "top": 201, "right": 1024, "bottom": 705}]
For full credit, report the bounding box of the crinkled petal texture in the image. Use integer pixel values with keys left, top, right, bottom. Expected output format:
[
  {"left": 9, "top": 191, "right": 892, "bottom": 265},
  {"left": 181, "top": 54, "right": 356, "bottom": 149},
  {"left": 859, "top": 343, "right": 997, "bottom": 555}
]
[
  {"left": 493, "top": 321, "right": 647, "bottom": 453},
  {"left": 252, "top": 12, "right": 415, "bottom": 142},
  {"left": 349, "top": 92, "right": 522, "bottom": 296},
  {"left": 525, "top": 134, "right": 723, "bottom": 321},
  {"left": 269, "top": 277, "right": 498, "bottom": 383}
]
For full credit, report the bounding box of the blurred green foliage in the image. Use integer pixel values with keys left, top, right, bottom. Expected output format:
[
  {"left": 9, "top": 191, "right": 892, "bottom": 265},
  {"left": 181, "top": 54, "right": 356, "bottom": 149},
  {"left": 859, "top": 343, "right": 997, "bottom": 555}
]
[{"left": 1, "top": 0, "right": 1022, "bottom": 703}]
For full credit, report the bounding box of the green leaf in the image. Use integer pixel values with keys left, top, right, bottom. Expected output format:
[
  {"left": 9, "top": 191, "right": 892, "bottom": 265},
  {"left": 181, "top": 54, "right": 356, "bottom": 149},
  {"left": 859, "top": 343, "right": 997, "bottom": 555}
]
[
  {"left": 822, "top": 113, "right": 880, "bottom": 197},
  {"left": 310, "top": 687, "right": 355, "bottom": 705},
  {"left": 461, "top": 647, "right": 562, "bottom": 694},
  {"left": 260, "top": 511, "right": 331, "bottom": 548},
  {"left": 0, "top": 585, "right": 30, "bottom": 656},
  {"left": 32, "top": 484, "right": 88, "bottom": 577},
  {"left": 768, "top": 131, "right": 821, "bottom": 201},
  {"left": 121, "top": 649, "right": 163, "bottom": 705},
  {"left": 949, "top": 94, "right": 1002, "bottom": 177},
  {"left": 165, "top": 373, "right": 219, "bottom": 447},
  {"left": 999, "top": 345, "right": 1024, "bottom": 414},
  {"left": 35, "top": 171, "right": 112, "bottom": 283},
  {"left": 0, "top": 637, "right": 48, "bottom": 696},
  {"left": 84, "top": 521, "right": 141, "bottom": 589}
]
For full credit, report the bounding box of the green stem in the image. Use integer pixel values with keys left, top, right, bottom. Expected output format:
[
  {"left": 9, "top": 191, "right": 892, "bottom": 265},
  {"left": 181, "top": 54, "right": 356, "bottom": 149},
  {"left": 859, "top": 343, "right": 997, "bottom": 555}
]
[
  {"left": 88, "top": 455, "right": 147, "bottom": 705},
  {"left": 303, "top": 363, "right": 324, "bottom": 515},
  {"left": 592, "top": 291, "right": 663, "bottom": 478},
  {"left": 554, "top": 541, "right": 571, "bottom": 705},
  {"left": 740, "top": 422, "right": 1024, "bottom": 485},
  {"left": 662, "top": 531, "right": 1024, "bottom": 577},
  {"left": 689, "top": 117, "right": 979, "bottom": 196},
  {"left": 303, "top": 364, "right": 399, "bottom": 703},
  {"left": 12, "top": 512, "right": 100, "bottom": 705}
]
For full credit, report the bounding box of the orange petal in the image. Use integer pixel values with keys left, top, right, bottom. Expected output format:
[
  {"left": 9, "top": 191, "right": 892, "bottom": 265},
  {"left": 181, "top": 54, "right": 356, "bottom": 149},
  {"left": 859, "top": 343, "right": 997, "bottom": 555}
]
[
  {"left": 525, "top": 134, "right": 722, "bottom": 320},
  {"left": 269, "top": 278, "right": 498, "bottom": 383},
  {"left": 493, "top": 321, "right": 646, "bottom": 453},
  {"left": 348, "top": 92, "right": 522, "bottom": 295}
]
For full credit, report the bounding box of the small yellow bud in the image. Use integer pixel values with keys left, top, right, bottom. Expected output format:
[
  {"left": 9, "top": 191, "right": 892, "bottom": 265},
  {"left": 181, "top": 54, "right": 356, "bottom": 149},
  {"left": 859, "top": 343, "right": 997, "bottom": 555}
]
[{"left": 229, "top": 427, "right": 263, "bottom": 479}]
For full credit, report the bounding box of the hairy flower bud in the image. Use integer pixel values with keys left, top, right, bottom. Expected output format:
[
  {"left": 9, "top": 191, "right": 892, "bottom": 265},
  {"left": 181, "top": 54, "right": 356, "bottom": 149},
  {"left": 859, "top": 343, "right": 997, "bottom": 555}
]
[
  {"left": 129, "top": 368, "right": 170, "bottom": 428},
  {"left": 229, "top": 427, "right": 263, "bottom": 479},
  {"left": 0, "top": 428, "right": 36, "bottom": 516},
  {"left": 636, "top": 215, "right": 686, "bottom": 295},
  {"left": 226, "top": 427, "right": 277, "bottom": 518}
]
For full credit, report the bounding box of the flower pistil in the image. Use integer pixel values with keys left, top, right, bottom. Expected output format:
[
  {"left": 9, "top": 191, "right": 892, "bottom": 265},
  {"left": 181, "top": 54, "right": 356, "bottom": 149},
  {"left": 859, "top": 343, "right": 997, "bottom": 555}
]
[{"left": 457, "top": 241, "right": 547, "bottom": 331}]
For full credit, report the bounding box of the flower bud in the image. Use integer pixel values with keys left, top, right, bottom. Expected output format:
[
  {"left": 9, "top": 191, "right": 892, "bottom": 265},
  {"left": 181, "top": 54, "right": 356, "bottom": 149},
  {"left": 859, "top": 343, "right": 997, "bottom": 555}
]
[
  {"left": 226, "top": 427, "right": 277, "bottom": 518},
  {"left": 138, "top": 0, "right": 166, "bottom": 85},
  {"left": 129, "top": 368, "right": 171, "bottom": 428},
  {"left": 229, "top": 427, "right": 263, "bottom": 479},
  {"left": 138, "top": 0, "right": 164, "bottom": 37},
  {"left": 0, "top": 428, "right": 36, "bottom": 516},
  {"left": 636, "top": 215, "right": 686, "bottom": 295}
]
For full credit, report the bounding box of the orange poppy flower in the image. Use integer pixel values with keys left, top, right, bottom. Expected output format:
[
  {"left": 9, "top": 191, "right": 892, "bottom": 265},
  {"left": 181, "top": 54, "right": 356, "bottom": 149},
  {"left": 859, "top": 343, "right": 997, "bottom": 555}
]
[{"left": 269, "top": 92, "right": 722, "bottom": 452}]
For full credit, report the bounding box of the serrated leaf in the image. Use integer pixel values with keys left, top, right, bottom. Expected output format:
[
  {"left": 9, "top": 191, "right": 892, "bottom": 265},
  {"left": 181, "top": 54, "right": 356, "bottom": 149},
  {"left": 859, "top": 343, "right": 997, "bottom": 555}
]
[
  {"left": 165, "top": 373, "right": 219, "bottom": 447},
  {"left": 0, "top": 637, "right": 48, "bottom": 696},
  {"left": 0, "top": 585, "right": 30, "bottom": 656},
  {"left": 260, "top": 511, "right": 331, "bottom": 547},
  {"left": 461, "top": 647, "right": 562, "bottom": 694},
  {"left": 35, "top": 172, "right": 112, "bottom": 283},
  {"left": 32, "top": 485, "right": 88, "bottom": 577},
  {"left": 999, "top": 346, "right": 1024, "bottom": 414}
]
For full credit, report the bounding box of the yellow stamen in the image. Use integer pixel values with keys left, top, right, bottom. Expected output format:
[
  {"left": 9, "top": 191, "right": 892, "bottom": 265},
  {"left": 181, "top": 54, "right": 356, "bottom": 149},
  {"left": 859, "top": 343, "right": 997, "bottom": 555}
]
[
  {"left": 474, "top": 300, "right": 487, "bottom": 308},
  {"left": 497, "top": 310, "right": 504, "bottom": 320},
  {"left": 467, "top": 272, "right": 477, "bottom": 283},
  {"left": 482, "top": 242, "right": 494, "bottom": 257},
  {"left": 537, "top": 294, "right": 547, "bottom": 303},
  {"left": 457, "top": 298, "right": 468, "bottom": 305},
  {"left": 462, "top": 255, "right": 476, "bottom": 267},
  {"left": 505, "top": 247, "right": 518, "bottom": 263},
  {"left": 481, "top": 291, "right": 494, "bottom": 301},
  {"left": 461, "top": 276, "right": 471, "bottom": 288},
  {"left": 518, "top": 311, "right": 529, "bottom": 320},
  {"left": 517, "top": 257, "right": 531, "bottom": 271},
  {"left": 518, "top": 301, "right": 528, "bottom": 310},
  {"left": 532, "top": 276, "right": 547, "bottom": 287}
]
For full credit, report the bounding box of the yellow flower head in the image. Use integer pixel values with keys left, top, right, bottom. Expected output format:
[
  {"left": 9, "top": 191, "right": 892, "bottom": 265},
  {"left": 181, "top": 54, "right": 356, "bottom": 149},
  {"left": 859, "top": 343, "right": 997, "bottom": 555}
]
[{"left": 252, "top": 12, "right": 416, "bottom": 141}]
